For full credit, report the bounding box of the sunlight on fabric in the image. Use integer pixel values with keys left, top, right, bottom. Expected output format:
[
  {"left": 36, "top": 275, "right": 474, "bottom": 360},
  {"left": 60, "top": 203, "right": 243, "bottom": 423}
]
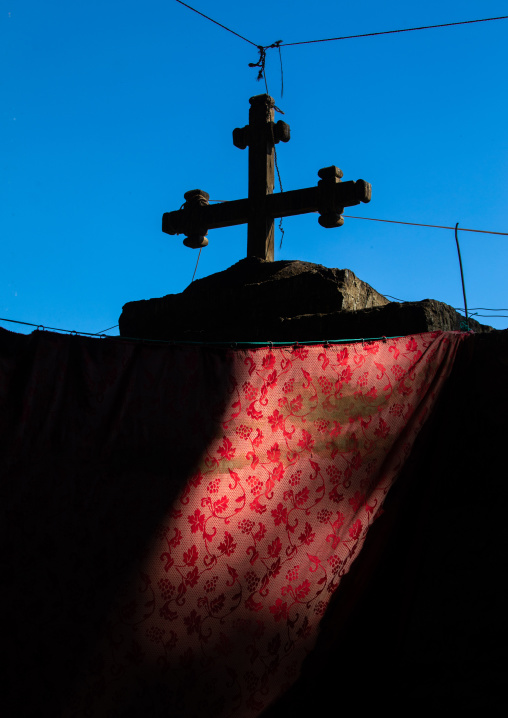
[{"left": 70, "top": 332, "right": 464, "bottom": 716}]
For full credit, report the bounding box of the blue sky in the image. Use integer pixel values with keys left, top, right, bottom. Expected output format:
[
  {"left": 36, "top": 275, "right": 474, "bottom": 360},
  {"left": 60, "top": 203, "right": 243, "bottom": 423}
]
[{"left": 2, "top": 0, "right": 507, "bottom": 335}]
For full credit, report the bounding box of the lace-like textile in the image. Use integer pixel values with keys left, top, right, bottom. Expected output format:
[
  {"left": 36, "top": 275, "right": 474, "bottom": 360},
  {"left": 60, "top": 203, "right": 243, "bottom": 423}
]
[
  {"left": 0, "top": 329, "right": 463, "bottom": 716},
  {"left": 68, "top": 332, "right": 463, "bottom": 716}
]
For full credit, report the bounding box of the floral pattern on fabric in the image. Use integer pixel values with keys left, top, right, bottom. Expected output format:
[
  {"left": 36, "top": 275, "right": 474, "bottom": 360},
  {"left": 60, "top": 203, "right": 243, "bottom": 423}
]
[{"left": 67, "top": 331, "right": 463, "bottom": 717}]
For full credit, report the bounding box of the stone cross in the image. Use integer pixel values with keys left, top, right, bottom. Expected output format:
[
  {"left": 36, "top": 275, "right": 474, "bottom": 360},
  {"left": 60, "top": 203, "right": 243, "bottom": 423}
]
[{"left": 162, "top": 94, "right": 372, "bottom": 262}]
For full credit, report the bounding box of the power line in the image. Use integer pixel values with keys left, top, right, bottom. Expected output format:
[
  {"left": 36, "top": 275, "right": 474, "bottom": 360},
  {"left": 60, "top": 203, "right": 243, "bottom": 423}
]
[
  {"left": 280, "top": 16, "right": 508, "bottom": 47},
  {"left": 0, "top": 316, "right": 118, "bottom": 337},
  {"left": 343, "top": 215, "right": 508, "bottom": 236},
  {"left": 175, "top": 0, "right": 258, "bottom": 47},
  {"left": 0, "top": 316, "right": 407, "bottom": 345},
  {"left": 174, "top": 4, "right": 508, "bottom": 52},
  {"left": 381, "top": 297, "right": 508, "bottom": 317},
  {"left": 93, "top": 324, "right": 119, "bottom": 335},
  {"left": 2, "top": 300, "right": 507, "bottom": 339}
]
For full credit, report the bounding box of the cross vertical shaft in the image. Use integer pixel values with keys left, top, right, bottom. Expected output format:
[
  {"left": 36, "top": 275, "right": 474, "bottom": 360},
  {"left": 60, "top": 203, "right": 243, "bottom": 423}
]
[
  {"left": 162, "top": 95, "right": 372, "bottom": 261},
  {"left": 247, "top": 95, "right": 275, "bottom": 262}
]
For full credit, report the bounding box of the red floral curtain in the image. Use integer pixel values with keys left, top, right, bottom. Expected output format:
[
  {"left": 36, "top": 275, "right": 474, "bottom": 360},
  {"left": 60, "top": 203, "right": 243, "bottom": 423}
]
[{"left": 0, "top": 329, "right": 464, "bottom": 717}]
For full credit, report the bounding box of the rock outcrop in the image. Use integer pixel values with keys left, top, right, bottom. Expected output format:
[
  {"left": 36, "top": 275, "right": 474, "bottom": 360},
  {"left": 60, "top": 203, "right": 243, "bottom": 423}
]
[{"left": 119, "top": 257, "right": 491, "bottom": 341}]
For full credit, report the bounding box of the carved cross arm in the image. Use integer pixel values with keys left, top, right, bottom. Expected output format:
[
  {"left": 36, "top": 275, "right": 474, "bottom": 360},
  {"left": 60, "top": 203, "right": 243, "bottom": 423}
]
[{"left": 162, "top": 166, "right": 371, "bottom": 248}]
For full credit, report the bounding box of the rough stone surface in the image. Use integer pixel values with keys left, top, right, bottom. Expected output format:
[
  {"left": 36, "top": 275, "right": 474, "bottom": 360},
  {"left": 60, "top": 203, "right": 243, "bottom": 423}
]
[{"left": 119, "top": 257, "right": 492, "bottom": 341}]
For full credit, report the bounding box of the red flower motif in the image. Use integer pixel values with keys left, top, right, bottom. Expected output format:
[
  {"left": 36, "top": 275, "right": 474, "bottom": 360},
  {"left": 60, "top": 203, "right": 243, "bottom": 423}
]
[
  {"left": 218, "top": 436, "right": 235, "bottom": 461},
  {"left": 281, "top": 379, "right": 293, "bottom": 396},
  {"left": 294, "top": 579, "right": 311, "bottom": 600},
  {"left": 337, "top": 347, "right": 349, "bottom": 365},
  {"left": 267, "top": 443, "right": 280, "bottom": 462},
  {"left": 265, "top": 370, "right": 277, "bottom": 388},
  {"left": 293, "top": 346, "right": 309, "bottom": 359},
  {"left": 298, "top": 521, "right": 315, "bottom": 546},
  {"left": 218, "top": 531, "right": 237, "bottom": 557},
  {"left": 210, "top": 593, "right": 226, "bottom": 614},
  {"left": 338, "top": 365, "right": 353, "bottom": 385},
  {"left": 183, "top": 609, "right": 201, "bottom": 635},
  {"left": 269, "top": 598, "right": 289, "bottom": 622},
  {"left": 290, "top": 394, "right": 303, "bottom": 412},
  {"left": 374, "top": 417, "right": 389, "bottom": 438},
  {"left": 185, "top": 566, "right": 199, "bottom": 588},
  {"left": 271, "top": 502, "right": 288, "bottom": 526},
  {"left": 351, "top": 452, "right": 362, "bottom": 470},
  {"left": 268, "top": 409, "right": 284, "bottom": 432},
  {"left": 297, "top": 429, "right": 314, "bottom": 452},
  {"left": 267, "top": 536, "right": 282, "bottom": 558},
  {"left": 183, "top": 544, "right": 198, "bottom": 566},
  {"left": 262, "top": 353, "right": 275, "bottom": 370},
  {"left": 332, "top": 512, "right": 345, "bottom": 531},
  {"left": 189, "top": 471, "right": 204, "bottom": 488},
  {"left": 213, "top": 495, "right": 229, "bottom": 514},
  {"left": 348, "top": 492, "right": 365, "bottom": 512},
  {"left": 329, "top": 420, "right": 342, "bottom": 438},
  {"left": 272, "top": 462, "right": 284, "bottom": 483},
  {"left": 188, "top": 509, "right": 205, "bottom": 534},
  {"left": 295, "top": 486, "right": 310, "bottom": 507}
]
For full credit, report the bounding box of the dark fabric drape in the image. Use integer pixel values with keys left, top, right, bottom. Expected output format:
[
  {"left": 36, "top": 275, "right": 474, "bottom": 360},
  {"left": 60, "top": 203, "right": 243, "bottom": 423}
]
[{"left": 0, "top": 329, "right": 465, "bottom": 716}]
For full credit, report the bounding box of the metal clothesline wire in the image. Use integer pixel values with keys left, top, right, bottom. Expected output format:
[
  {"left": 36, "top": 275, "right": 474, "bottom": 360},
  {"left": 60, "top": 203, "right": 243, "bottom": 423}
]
[
  {"left": 175, "top": 2, "right": 508, "bottom": 52},
  {"left": 343, "top": 215, "right": 508, "bottom": 236},
  {"left": 2, "top": 300, "right": 507, "bottom": 340},
  {"left": 206, "top": 204, "right": 507, "bottom": 237},
  {"left": 0, "top": 316, "right": 407, "bottom": 345}
]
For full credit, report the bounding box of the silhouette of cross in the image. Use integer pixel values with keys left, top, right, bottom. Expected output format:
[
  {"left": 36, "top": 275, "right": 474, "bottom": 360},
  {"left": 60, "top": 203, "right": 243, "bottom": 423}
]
[{"left": 162, "top": 94, "right": 371, "bottom": 261}]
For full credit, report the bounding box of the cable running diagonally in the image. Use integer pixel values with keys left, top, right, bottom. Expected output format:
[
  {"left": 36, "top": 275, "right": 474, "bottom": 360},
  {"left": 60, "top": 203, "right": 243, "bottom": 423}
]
[
  {"left": 343, "top": 215, "right": 508, "bottom": 236},
  {"left": 174, "top": 4, "right": 508, "bottom": 51},
  {"left": 280, "top": 15, "right": 508, "bottom": 47},
  {"left": 175, "top": 0, "right": 258, "bottom": 47}
]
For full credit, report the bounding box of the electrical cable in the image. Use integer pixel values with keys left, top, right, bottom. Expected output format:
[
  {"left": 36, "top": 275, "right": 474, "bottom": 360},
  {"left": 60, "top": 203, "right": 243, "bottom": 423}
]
[
  {"left": 280, "top": 16, "right": 508, "bottom": 47},
  {"left": 343, "top": 215, "right": 508, "bottom": 236},
  {"left": 174, "top": 0, "right": 258, "bottom": 47},
  {"left": 0, "top": 316, "right": 406, "bottom": 346},
  {"left": 93, "top": 324, "right": 119, "bottom": 335},
  {"left": 174, "top": 3, "right": 508, "bottom": 52}
]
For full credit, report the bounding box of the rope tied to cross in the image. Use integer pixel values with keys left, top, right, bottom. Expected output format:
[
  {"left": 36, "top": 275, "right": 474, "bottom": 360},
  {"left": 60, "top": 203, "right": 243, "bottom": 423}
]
[{"left": 249, "top": 40, "right": 284, "bottom": 97}]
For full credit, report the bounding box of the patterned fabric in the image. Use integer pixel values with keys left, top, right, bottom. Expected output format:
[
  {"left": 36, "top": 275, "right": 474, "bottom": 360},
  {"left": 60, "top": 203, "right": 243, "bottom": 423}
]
[{"left": 0, "top": 329, "right": 464, "bottom": 717}]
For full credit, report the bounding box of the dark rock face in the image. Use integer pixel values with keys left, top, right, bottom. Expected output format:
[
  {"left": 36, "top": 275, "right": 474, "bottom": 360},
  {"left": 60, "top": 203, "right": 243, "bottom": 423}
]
[{"left": 119, "top": 257, "right": 492, "bottom": 341}]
